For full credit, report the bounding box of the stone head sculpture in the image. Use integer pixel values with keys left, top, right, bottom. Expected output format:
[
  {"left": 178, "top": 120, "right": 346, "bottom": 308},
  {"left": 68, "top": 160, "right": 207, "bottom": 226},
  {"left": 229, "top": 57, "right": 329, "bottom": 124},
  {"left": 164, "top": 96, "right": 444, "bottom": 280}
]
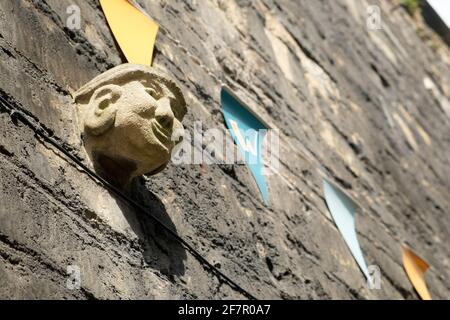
[{"left": 74, "top": 64, "right": 187, "bottom": 187}]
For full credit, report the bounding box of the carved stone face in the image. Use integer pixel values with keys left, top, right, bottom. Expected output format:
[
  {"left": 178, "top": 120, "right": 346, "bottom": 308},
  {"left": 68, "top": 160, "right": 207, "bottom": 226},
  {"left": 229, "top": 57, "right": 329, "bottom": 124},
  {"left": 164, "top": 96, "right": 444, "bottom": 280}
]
[{"left": 74, "top": 64, "right": 187, "bottom": 187}]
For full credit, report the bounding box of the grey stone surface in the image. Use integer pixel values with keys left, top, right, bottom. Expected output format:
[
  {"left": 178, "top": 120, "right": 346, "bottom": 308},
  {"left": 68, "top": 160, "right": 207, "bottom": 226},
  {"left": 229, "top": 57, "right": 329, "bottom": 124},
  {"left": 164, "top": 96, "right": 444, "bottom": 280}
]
[{"left": 0, "top": 0, "right": 449, "bottom": 299}]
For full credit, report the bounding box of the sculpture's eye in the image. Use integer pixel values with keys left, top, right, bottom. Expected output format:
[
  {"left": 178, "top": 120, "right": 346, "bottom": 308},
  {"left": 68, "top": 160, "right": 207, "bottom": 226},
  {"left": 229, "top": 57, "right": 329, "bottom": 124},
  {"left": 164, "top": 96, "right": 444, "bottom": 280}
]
[{"left": 145, "top": 88, "right": 163, "bottom": 100}]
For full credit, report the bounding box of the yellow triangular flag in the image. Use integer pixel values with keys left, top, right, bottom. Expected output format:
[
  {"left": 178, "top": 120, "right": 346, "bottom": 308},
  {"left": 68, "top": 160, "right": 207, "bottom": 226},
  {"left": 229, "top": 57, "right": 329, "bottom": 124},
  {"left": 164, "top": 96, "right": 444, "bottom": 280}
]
[
  {"left": 402, "top": 246, "right": 432, "bottom": 300},
  {"left": 100, "top": 0, "right": 159, "bottom": 65}
]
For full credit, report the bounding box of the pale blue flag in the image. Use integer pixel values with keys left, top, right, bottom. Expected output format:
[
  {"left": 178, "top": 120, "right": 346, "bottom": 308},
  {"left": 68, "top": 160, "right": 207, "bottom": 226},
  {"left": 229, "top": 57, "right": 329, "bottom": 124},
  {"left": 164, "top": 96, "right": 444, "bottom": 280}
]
[{"left": 323, "top": 180, "right": 369, "bottom": 279}]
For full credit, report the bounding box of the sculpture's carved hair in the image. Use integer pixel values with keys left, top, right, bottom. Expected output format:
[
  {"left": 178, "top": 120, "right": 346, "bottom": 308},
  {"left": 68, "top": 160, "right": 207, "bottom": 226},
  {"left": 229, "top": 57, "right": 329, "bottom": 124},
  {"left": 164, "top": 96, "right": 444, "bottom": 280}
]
[{"left": 73, "top": 64, "right": 187, "bottom": 121}]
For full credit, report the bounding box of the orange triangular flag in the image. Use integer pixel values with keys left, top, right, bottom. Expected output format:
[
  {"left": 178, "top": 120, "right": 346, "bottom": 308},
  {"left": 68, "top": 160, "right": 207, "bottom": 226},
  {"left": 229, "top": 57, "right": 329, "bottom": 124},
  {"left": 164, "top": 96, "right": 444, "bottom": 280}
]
[
  {"left": 100, "top": 0, "right": 159, "bottom": 65},
  {"left": 402, "top": 246, "right": 432, "bottom": 300}
]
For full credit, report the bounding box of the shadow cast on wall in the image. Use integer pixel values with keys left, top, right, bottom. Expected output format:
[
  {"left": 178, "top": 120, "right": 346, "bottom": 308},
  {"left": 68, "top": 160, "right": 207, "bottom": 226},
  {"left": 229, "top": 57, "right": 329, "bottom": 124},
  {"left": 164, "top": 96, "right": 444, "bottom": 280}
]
[{"left": 114, "top": 177, "right": 187, "bottom": 278}]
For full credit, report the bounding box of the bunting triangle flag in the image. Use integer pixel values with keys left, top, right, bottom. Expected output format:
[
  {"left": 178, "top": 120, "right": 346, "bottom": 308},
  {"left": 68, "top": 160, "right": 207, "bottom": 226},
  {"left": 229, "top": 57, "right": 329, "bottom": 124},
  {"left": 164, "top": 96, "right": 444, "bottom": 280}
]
[
  {"left": 221, "top": 89, "right": 269, "bottom": 204},
  {"left": 402, "top": 246, "right": 432, "bottom": 300},
  {"left": 99, "top": 0, "right": 159, "bottom": 66},
  {"left": 323, "top": 179, "right": 369, "bottom": 279}
]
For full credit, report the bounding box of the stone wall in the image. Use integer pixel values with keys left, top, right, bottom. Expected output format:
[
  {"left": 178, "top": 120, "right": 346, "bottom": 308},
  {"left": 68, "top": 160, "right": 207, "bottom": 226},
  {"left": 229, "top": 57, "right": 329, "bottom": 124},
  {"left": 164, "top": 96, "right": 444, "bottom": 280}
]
[{"left": 0, "top": 0, "right": 449, "bottom": 299}]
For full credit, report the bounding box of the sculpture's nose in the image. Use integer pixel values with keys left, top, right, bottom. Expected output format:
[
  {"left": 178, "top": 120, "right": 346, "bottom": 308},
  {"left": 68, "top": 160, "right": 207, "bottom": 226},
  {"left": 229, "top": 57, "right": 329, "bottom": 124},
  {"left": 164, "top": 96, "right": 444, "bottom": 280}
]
[{"left": 155, "top": 97, "right": 174, "bottom": 129}]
